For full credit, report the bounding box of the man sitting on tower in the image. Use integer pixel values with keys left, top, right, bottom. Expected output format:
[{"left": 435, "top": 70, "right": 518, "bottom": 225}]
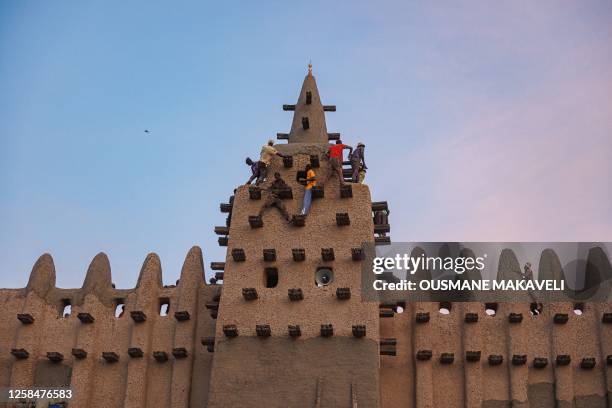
[
  {"left": 321, "top": 139, "right": 352, "bottom": 187},
  {"left": 258, "top": 172, "right": 291, "bottom": 222}
]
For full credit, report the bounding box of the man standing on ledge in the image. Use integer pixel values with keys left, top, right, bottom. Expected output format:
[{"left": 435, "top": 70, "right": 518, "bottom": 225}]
[
  {"left": 301, "top": 164, "right": 316, "bottom": 215},
  {"left": 321, "top": 139, "right": 352, "bottom": 187},
  {"left": 259, "top": 139, "right": 289, "bottom": 183},
  {"left": 350, "top": 142, "right": 367, "bottom": 183}
]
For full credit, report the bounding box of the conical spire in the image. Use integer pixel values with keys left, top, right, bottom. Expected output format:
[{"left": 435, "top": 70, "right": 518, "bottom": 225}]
[
  {"left": 288, "top": 64, "right": 329, "bottom": 143},
  {"left": 26, "top": 253, "right": 56, "bottom": 297},
  {"left": 136, "top": 253, "right": 163, "bottom": 290},
  {"left": 82, "top": 252, "right": 113, "bottom": 294}
]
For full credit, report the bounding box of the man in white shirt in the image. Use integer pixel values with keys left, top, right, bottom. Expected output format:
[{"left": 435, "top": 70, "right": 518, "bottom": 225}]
[{"left": 259, "top": 140, "right": 288, "bottom": 183}]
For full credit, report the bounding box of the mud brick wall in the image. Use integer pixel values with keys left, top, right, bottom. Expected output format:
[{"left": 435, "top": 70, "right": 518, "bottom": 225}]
[
  {"left": 0, "top": 248, "right": 219, "bottom": 408},
  {"left": 207, "top": 149, "right": 381, "bottom": 407},
  {"left": 379, "top": 247, "right": 612, "bottom": 408}
]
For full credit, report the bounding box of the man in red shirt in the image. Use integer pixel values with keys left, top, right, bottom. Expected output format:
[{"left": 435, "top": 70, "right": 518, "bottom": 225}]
[{"left": 321, "top": 140, "right": 352, "bottom": 187}]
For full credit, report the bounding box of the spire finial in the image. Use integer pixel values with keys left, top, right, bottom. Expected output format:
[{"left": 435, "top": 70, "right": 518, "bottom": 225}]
[{"left": 308, "top": 60, "right": 312, "bottom": 76}]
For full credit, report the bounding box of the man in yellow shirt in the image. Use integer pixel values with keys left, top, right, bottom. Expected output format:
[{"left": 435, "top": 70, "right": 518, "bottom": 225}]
[
  {"left": 301, "top": 164, "right": 316, "bottom": 215},
  {"left": 259, "top": 140, "right": 289, "bottom": 183}
]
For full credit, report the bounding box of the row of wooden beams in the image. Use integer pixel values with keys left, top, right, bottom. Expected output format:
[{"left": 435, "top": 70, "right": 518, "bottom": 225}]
[
  {"left": 276, "top": 132, "right": 340, "bottom": 140},
  {"left": 281, "top": 104, "right": 336, "bottom": 111},
  {"left": 11, "top": 348, "right": 189, "bottom": 362},
  {"left": 221, "top": 324, "right": 367, "bottom": 339}
]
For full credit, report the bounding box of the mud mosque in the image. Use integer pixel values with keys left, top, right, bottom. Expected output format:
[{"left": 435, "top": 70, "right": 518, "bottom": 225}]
[{"left": 1, "top": 67, "right": 612, "bottom": 407}]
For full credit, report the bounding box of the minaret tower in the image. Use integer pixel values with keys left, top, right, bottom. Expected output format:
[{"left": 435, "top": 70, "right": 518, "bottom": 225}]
[{"left": 207, "top": 66, "right": 384, "bottom": 407}]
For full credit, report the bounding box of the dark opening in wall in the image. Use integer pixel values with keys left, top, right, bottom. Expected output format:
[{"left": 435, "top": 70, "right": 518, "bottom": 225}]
[
  {"left": 306, "top": 91, "right": 312, "bottom": 104},
  {"left": 159, "top": 298, "right": 170, "bottom": 316},
  {"left": 114, "top": 299, "right": 125, "bottom": 318},
  {"left": 315, "top": 267, "right": 334, "bottom": 287},
  {"left": 61, "top": 299, "right": 71, "bottom": 318},
  {"left": 530, "top": 302, "right": 543, "bottom": 316},
  {"left": 265, "top": 268, "right": 278, "bottom": 288},
  {"left": 439, "top": 302, "right": 451, "bottom": 315},
  {"left": 485, "top": 303, "right": 498, "bottom": 316},
  {"left": 573, "top": 303, "right": 584, "bottom": 316},
  {"left": 296, "top": 170, "right": 307, "bottom": 185}
]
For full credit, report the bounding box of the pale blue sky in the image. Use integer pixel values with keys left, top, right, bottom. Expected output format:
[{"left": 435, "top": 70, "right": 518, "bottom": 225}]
[{"left": 1, "top": 1, "right": 611, "bottom": 288}]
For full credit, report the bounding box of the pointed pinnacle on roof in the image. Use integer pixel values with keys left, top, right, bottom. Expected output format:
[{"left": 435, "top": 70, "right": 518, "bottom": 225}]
[{"left": 287, "top": 69, "right": 328, "bottom": 143}]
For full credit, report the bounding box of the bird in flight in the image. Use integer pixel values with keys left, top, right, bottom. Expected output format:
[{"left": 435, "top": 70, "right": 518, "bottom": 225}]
[{"left": 144, "top": 129, "right": 150, "bottom": 133}]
